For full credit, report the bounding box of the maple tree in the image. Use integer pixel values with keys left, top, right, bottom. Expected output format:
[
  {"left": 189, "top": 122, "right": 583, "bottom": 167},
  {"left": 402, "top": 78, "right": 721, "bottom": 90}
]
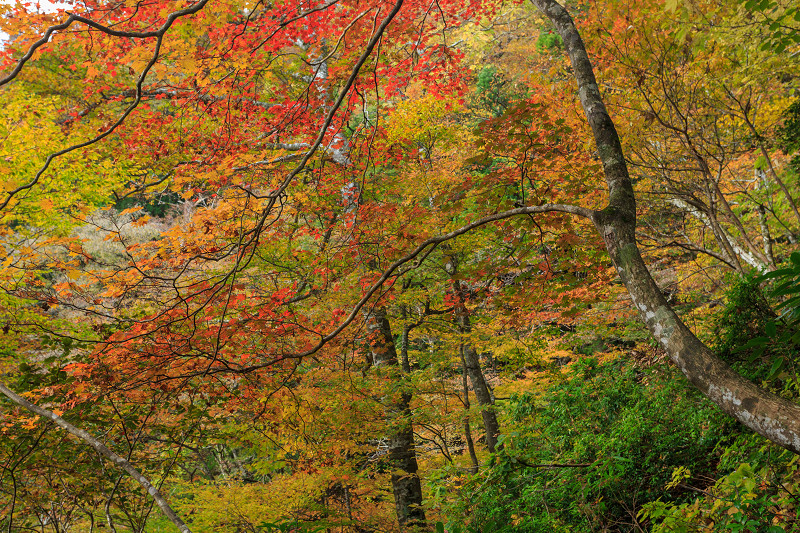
[{"left": 2, "top": 0, "right": 800, "bottom": 530}]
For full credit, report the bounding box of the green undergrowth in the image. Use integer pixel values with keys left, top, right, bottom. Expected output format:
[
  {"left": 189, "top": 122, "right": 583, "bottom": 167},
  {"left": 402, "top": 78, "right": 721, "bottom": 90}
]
[
  {"left": 445, "top": 358, "right": 736, "bottom": 532},
  {"left": 439, "top": 274, "right": 800, "bottom": 532}
]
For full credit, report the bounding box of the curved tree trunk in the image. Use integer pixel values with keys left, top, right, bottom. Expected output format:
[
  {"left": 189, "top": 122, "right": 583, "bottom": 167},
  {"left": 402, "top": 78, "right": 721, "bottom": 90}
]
[{"left": 531, "top": 0, "right": 800, "bottom": 454}]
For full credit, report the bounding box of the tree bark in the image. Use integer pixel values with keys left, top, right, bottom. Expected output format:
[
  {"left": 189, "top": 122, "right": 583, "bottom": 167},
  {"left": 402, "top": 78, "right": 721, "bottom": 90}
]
[
  {"left": 445, "top": 253, "right": 501, "bottom": 453},
  {"left": 456, "top": 314, "right": 501, "bottom": 453},
  {"left": 531, "top": 0, "right": 800, "bottom": 454},
  {"left": 461, "top": 349, "right": 480, "bottom": 475},
  {"left": 364, "top": 309, "right": 426, "bottom": 527},
  {"left": 757, "top": 204, "right": 777, "bottom": 268}
]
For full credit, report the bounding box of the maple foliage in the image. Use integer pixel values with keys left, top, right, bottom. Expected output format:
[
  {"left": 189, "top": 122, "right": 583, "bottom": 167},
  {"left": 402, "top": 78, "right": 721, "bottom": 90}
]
[
  {"left": 2, "top": 0, "right": 800, "bottom": 530},
  {"left": 1, "top": 0, "right": 582, "bottom": 528}
]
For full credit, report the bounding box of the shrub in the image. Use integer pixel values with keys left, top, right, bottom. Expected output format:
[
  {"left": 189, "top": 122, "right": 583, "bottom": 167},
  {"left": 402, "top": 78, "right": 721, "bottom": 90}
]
[{"left": 449, "top": 358, "right": 734, "bottom": 532}]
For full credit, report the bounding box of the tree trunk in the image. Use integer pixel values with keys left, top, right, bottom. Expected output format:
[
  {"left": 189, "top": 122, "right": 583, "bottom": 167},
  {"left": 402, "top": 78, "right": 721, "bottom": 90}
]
[
  {"left": 757, "top": 204, "right": 777, "bottom": 269},
  {"left": 365, "top": 309, "right": 426, "bottom": 527},
  {"left": 457, "top": 322, "right": 500, "bottom": 453},
  {"left": 531, "top": 0, "right": 800, "bottom": 454},
  {"left": 461, "top": 349, "right": 480, "bottom": 475},
  {"left": 445, "top": 255, "right": 501, "bottom": 453}
]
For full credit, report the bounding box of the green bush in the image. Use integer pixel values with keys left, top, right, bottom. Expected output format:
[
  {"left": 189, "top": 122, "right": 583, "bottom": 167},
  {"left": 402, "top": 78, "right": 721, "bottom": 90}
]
[
  {"left": 713, "top": 274, "right": 776, "bottom": 367},
  {"left": 536, "top": 31, "right": 563, "bottom": 53},
  {"left": 717, "top": 262, "right": 800, "bottom": 387},
  {"left": 640, "top": 456, "right": 800, "bottom": 532},
  {"left": 449, "top": 358, "right": 734, "bottom": 532}
]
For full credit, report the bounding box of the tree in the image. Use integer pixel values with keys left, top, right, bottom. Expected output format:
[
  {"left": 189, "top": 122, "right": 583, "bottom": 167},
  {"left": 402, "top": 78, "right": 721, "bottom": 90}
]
[
  {"left": 3, "top": 0, "right": 800, "bottom": 530},
  {"left": 529, "top": 0, "right": 800, "bottom": 453},
  {"left": 364, "top": 308, "right": 425, "bottom": 527},
  {"left": 586, "top": 0, "right": 799, "bottom": 273}
]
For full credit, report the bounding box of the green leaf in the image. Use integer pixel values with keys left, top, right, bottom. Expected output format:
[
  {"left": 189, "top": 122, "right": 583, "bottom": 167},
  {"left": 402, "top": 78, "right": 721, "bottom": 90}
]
[
  {"left": 772, "top": 286, "right": 800, "bottom": 298},
  {"left": 759, "top": 267, "right": 795, "bottom": 282},
  {"left": 735, "top": 336, "right": 768, "bottom": 352},
  {"left": 767, "top": 358, "right": 784, "bottom": 380}
]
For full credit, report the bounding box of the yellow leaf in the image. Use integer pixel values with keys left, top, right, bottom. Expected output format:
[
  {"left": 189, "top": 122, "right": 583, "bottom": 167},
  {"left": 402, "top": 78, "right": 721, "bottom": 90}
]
[{"left": 120, "top": 206, "right": 143, "bottom": 216}]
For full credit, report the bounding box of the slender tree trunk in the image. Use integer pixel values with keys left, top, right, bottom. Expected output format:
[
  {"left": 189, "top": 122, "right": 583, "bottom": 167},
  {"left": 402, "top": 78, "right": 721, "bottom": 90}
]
[
  {"left": 400, "top": 321, "right": 412, "bottom": 374},
  {"left": 684, "top": 135, "right": 769, "bottom": 268},
  {"left": 704, "top": 204, "right": 745, "bottom": 272},
  {"left": 364, "top": 309, "right": 426, "bottom": 528},
  {"left": 448, "top": 270, "right": 501, "bottom": 453},
  {"left": 459, "top": 325, "right": 501, "bottom": 453},
  {"left": 461, "top": 347, "right": 480, "bottom": 475},
  {"left": 731, "top": 90, "right": 800, "bottom": 230},
  {"left": 757, "top": 204, "right": 777, "bottom": 269},
  {"left": 710, "top": 179, "right": 770, "bottom": 267},
  {"left": 532, "top": 0, "right": 800, "bottom": 454}
]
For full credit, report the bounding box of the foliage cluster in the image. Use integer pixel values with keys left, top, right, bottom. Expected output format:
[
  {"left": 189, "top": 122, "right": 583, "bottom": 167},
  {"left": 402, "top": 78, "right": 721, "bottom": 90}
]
[
  {"left": 1, "top": 0, "right": 800, "bottom": 531},
  {"left": 448, "top": 358, "right": 734, "bottom": 532}
]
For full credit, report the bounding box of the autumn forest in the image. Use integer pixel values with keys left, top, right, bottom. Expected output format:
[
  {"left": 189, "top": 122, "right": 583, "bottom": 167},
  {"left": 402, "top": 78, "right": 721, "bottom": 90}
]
[{"left": 1, "top": 0, "right": 800, "bottom": 530}]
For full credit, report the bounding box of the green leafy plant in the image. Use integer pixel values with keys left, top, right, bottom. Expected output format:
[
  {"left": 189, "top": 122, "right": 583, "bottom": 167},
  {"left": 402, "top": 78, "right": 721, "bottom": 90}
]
[
  {"left": 536, "top": 31, "right": 563, "bottom": 53},
  {"left": 442, "top": 358, "right": 734, "bottom": 532},
  {"left": 733, "top": 254, "right": 800, "bottom": 386},
  {"left": 779, "top": 99, "right": 800, "bottom": 172},
  {"left": 640, "top": 460, "right": 798, "bottom": 532}
]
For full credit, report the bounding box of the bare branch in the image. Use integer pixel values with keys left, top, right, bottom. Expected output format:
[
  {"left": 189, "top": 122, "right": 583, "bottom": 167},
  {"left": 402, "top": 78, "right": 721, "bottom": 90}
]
[{"left": 0, "top": 382, "right": 192, "bottom": 533}]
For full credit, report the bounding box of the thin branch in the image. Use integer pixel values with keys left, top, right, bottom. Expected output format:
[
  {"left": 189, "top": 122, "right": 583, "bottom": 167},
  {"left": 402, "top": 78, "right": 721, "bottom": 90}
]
[
  {"left": 0, "top": 0, "right": 212, "bottom": 211},
  {"left": 0, "top": 1, "right": 211, "bottom": 87},
  {"left": 0, "top": 382, "right": 192, "bottom": 533},
  {"left": 219, "top": 202, "right": 597, "bottom": 375}
]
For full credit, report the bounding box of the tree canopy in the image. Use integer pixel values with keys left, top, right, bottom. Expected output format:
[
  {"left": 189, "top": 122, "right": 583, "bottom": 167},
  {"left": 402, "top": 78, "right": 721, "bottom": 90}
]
[{"left": 2, "top": 0, "right": 800, "bottom": 530}]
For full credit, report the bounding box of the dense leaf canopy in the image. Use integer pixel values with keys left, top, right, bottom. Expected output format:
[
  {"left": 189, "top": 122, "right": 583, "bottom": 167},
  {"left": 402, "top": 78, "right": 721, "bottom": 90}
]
[{"left": 1, "top": 0, "right": 800, "bottom": 530}]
